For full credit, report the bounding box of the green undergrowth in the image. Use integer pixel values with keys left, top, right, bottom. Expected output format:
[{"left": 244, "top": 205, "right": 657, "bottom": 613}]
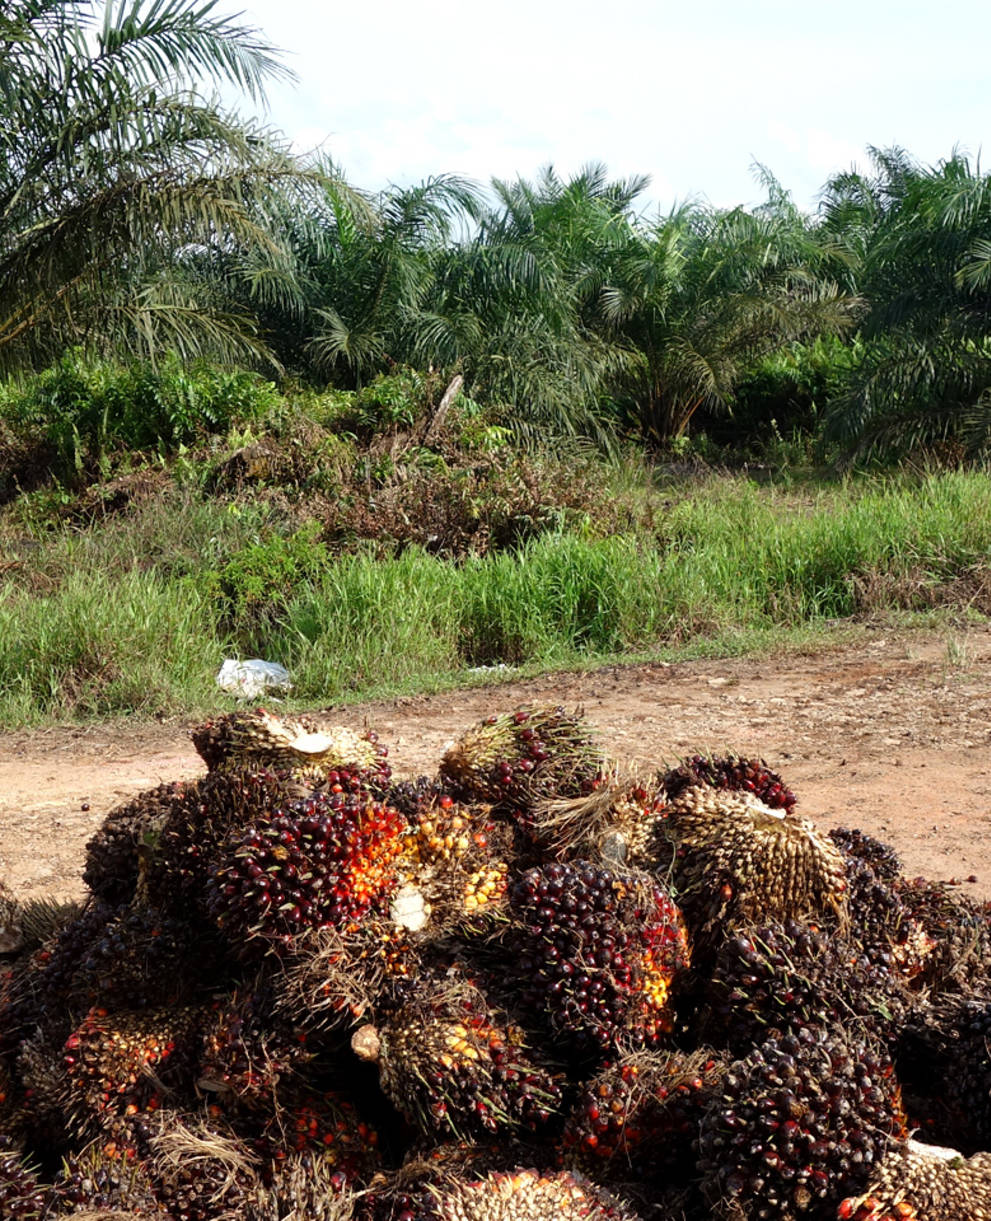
[{"left": 1, "top": 466, "right": 989, "bottom": 728}]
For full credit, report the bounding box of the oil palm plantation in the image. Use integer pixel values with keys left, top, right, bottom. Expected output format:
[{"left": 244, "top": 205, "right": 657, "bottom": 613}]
[{"left": 0, "top": 0, "right": 305, "bottom": 373}]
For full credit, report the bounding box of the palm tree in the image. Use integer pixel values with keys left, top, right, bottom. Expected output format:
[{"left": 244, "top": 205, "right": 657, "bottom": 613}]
[
  {"left": 0, "top": 0, "right": 305, "bottom": 373},
  {"left": 817, "top": 147, "right": 991, "bottom": 463}
]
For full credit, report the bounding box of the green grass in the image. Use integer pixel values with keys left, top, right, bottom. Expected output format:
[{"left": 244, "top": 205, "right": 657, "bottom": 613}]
[{"left": 1, "top": 469, "right": 989, "bottom": 728}]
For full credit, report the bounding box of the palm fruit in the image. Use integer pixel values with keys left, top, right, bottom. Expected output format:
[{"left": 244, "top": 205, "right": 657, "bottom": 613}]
[
  {"left": 350, "top": 974, "right": 564, "bottom": 1142},
  {"left": 191, "top": 708, "right": 390, "bottom": 787},
  {"left": 0, "top": 1137, "right": 45, "bottom": 1219},
  {"left": 83, "top": 783, "right": 187, "bottom": 906},
  {"left": 558, "top": 1049, "right": 724, "bottom": 1186},
  {"left": 828, "top": 828, "right": 902, "bottom": 883},
  {"left": 699, "top": 920, "right": 910, "bottom": 1056},
  {"left": 892, "top": 876, "right": 991, "bottom": 994},
  {"left": 197, "top": 983, "right": 310, "bottom": 1115},
  {"left": 838, "top": 861, "right": 933, "bottom": 980},
  {"left": 438, "top": 705, "right": 605, "bottom": 817},
  {"left": 276, "top": 920, "right": 421, "bottom": 1035},
  {"left": 838, "top": 1139, "right": 991, "bottom": 1221},
  {"left": 508, "top": 861, "right": 690, "bottom": 1063},
  {"left": 661, "top": 786, "right": 847, "bottom": 958},
  {"left": 662, "top": 754, "right": 797, "bottom": 814},
  {"left": 259, "top": 1152, "right": 358, "bottom": 1221},
  {"left": 207, "top": 787, "right": 407, "bottom": 956},
  {"left": 418, "top": 1167, "right": 643, "bottom": 1221},
  {"left": 525, "top": 774, "right": 667, "bottom": 866},
  {"left": 58, "top": 1006, "right": 202, "bottom": 1144},
  {"left": 148, "top": 1112, "right": 262, "bottom": 1221},
  {"left": 698, "top": 1025, "right": 906, "bottom": 1221},
  {"left": 50, "top": 1137, "right": 163, "bottom": 1216},
  {"left": 262, "top": 1084, "right": 381, "bottom": 1188}
]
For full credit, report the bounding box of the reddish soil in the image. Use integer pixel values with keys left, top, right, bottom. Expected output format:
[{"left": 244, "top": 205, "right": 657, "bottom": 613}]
[{"left": 2, "top": 623, "right": 991, "bottom": 904}]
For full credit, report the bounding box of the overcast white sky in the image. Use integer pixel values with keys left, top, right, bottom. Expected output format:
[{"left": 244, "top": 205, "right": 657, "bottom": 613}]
[{"left": 231, "top": 0, "right": 991, "bottom": 217}]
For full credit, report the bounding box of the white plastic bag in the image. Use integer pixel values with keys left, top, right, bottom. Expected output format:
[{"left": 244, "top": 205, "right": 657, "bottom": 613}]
[{"left": 215, "top": 658, "right": 292, "bottom": 699}]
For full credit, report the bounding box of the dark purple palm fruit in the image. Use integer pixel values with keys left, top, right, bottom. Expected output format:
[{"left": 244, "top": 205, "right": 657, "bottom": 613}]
[
  {"left": 698, "top": 920, "right": 911, "bottom": 1057},
  {"left": 828, "top": 828, "right": 902, "bottom": 883},
  {"left": 837, "top": 860, "right": 934, "bottom": 981},
  {"left": 662, "top": 754, "right": 797, "bottom": 813},
  {"left": 558, "top": 1048, "right": 725, "bottom": 1187},
  {"left": 659, "top": 786, "right": 847, "bottom": 965},
  {"left": 698, "top": 1025, "right": 907, "bottom": 1221},
  {"left": 350, "top": 973, "right": 565, "bottom": 1143},
  {"left": 417, "top": 1167, "right": 644, "bottom": 1221},
  {"left": 197, "top": 983, "right": 311, "bottom": 1117},
  {"left": 897, "top": 994, "right": 991, "bottom": 1153},
  {"left": 57, "top": 1005, "right": 203, "bottom": 1145},
  {"left": 438, "top": 706, "right": 606, "bottom": 835},
  {"left": 507, "top": 861, "right": 690, "bottom": 1065},
  {"left": 207, "top": 786, "right": 407, "bottom": 957},
  {"left": 0, "top": 1137, "right": 45, "bottom": 1220},
  {"left": 893, "top": 876, "right": 991, "bottom": 994},
  {"left": 82, "top": 781, "right": 188, "bottom": 907},
  {"left": 49, "top": 1136, "right": 162, "bottom": 1216}
]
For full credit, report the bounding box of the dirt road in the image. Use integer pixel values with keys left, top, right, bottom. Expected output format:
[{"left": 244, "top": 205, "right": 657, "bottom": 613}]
[{"left": 2, "top": 624, "right": 990, "bottom": 903}]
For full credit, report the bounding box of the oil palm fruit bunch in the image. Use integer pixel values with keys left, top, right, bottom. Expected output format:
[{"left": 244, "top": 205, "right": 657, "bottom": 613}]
[
  {"left": 277, "top": 920, "right": 421, "bottom": 1036},
  {"left": 197, "top": 984, "right": 310, "bottom": 1116},
  {"left": 207, "top": 787, "right": 407, "bottom": 956},
  {"left": 661, "top": 787, "right": 847, "bottom": 958},
  {"left": 438, "top": 705, "right": 605, "bottom": 819},
  {"left": 49, "top": 1137, "right": 163, "bottom": 1216},
  {"left": 508, "top": 861, "right": 690, "bottom": 1063},
  {"left": 261, "top": 1084, "right": 382, "bottom": 1188},
  {"left": 260, "top": 1152, "right": 358, "bottom": 1221},
  {"left": 83, "top": 782, "right": 188, "bottom": 907},
  {"left": 838, "top": 861, "right": 933, "bottom": 981},
  {"left": 558, "top": 1048, "right": 724, "bottom": 1186},
  {"left": 525, "top": 774, "right": 667, "bottom": 866},
  {"left": 350, "top": 973, "right": 565, "bottom": 1142},
  {"left": 662, "top": 755, "right": 796, "bottom": 814},
  {"left": 698, "top": 920, "right": 910, "bottom": 1057},
  {"left": 828, "top": 829, "right": 902, "bottom": 883},
  {"left": 191, "top": 708, "right": 390, "bottom": 787},
  {"left": 147, "top": 1111, "right": 263, "bottom": 1221},
  {"left": 892, "top": 877, "right": 991, "bottom": 994},
  {"left": 418, "top": 1167, "right": 643, "bottom": 1221},
  {"left": 0, "top": 1137, "right": 45, "bottom": 1219},
  {"left": 698, "top": 1025, "right": 906, "bottom": 1221},
  {"left": 837, "top": 1140, "right": 991, "bottom": 1221},
  {"left": 57, "top": 1006, "right": 202, "bottom": 1145}
]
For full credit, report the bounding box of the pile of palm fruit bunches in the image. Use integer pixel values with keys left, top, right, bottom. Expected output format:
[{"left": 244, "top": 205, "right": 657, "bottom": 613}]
[{"left": 3, "top": 706, "right": 991, "bottom": 1220}]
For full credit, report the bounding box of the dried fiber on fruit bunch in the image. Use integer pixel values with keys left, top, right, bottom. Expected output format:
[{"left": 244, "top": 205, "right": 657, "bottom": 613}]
[
  {"left": 261, "top": 1083, "right": 382, "bottom": 1188},
  {"left": 524, "top": 773, "right": 667, "bottom": 866},
  {"left": 836, "top": 860, "right": 933, "bottom": 981},
  {"left": 197, "top": 982, "right": 311, "bottom": 1116},
  {"left": 438, "top": 705, "right": 605, "bottom": 822},
  {"left": 661, "top": 787, "right": 847, "bottom": 960},
  {"left": 827, "top": 829, "right": 902, "bottom": 884},
  {"left": 276, "top": 919, "right": 421, "bottom": 1036},
  {"left": 0, "top": 1136, "right": 45, "bottom": 1219},
  {"left": 259, "top": 1153, "right": 359, "bottom": 1221},
  {"left": 147, "top": 1112, "right": 263, "bottom": 1221},
  {"left": 896, "top": 993, "right": 991, "bottom": 1153},
  {"left": 56, "top": 1005, "right": 203, "bottom": 1145},
  {"left": 508, "top": 861, "right": 690, "bottom": 1063},
  {"left": 838, "top": 1139, "right": 991, "bottom": 1221},
  {"left": 83, "top": 782, "right": 187, "bottom": 907},
  {"left": 191, "top": 708, "right": 390, "bottom": 787},
  {"left": 207, "top": 787, "right": 406, "bottom": 957},
  {"left": 420, "top": 1167, "right": 644, "bottom": 1221},
  {"left": 698, "top": 1025, "right": 907, "bottom": 1221},
  {"left": 892, "top": 876, "right": 991, "bottom": 994},
  {"left": 0, "top": 881, "right": 23, "bottom": 957},
  {"left": 662, "top": 755, "right": 797, "bottom": 814},
  {"left": 350, "top": 972, "right": 565, "bottom": 1142},
  {"left": 697, "top": 920, "right": 911, "bottom": 1057},
  {"left": 393, "top": 794, "right": 514, "bottom": 935},
  {"left": 49, "top": 1136, "right": 163, "bottom": 1216},
  {"left": 558, "top": 1048, "right": 725, "bottom": 1187}
]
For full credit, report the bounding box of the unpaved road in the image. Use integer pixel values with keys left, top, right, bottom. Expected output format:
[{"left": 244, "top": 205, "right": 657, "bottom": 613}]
[{"left": 2, "top": 624, "right": 991, "bottom": 904}]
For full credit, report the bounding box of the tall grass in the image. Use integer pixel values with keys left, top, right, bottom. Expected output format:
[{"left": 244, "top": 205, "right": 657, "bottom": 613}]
[{"left": 1, "top": 470, "right": 989, "bottom": 726}]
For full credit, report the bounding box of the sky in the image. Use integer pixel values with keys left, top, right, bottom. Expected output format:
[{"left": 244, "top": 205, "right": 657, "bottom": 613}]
[{"left": 228, "top": 0, "right": 991, "bottom": 219}]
